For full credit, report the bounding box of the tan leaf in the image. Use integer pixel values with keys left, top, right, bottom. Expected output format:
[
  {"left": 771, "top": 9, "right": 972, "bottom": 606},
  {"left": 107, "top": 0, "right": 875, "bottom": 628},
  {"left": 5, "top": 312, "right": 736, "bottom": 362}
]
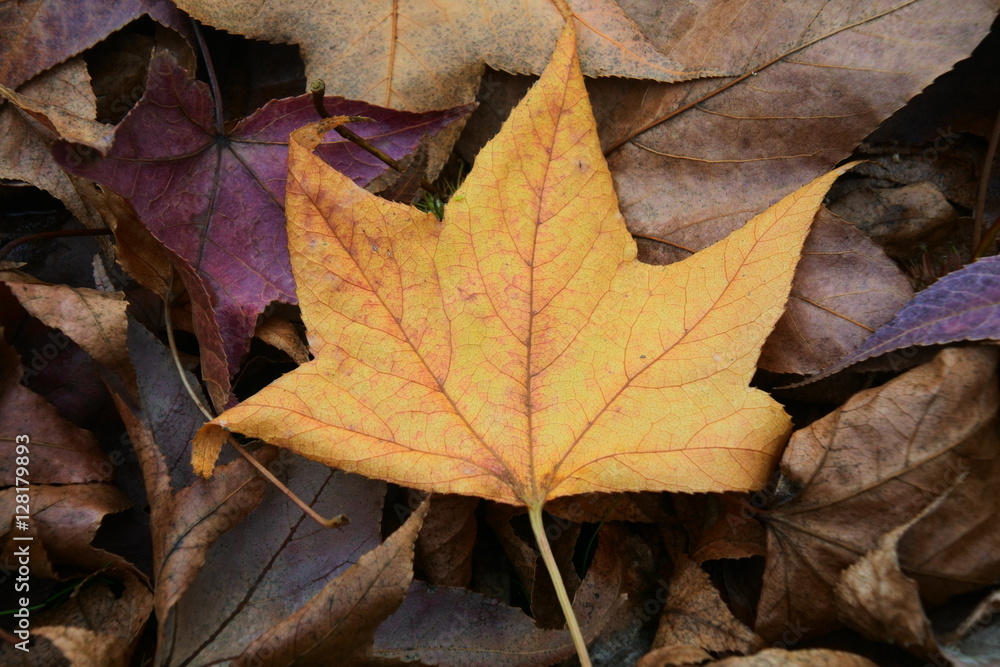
[
  {"left": 32, "top": 573, "right": 152, "bottom": 667},
  {"left": 0, "top": 484, "right": 135, "bottom": 579},
  {"left": 412, "top": 491, "right": 479, "bottom": 587},
  {"left": 759, "top": 208, "right": 914, "bottom": 375},
  {"left": 756, "top": 346, "right": 1000, "bottom": 640},
  {"left": 592, "top": 1, "right": 997, "bottom": 263},
  {"left": 651, "top": 554, "right": 764, "bottom": 655},
  {"left": 0, "top": 58, "right": 110, "bottom": 229},
  {"left": 834, "top": 494, "right": 949, "bottom": 655},
  {"left": 0, "top": 337, "right": 111, "bottom": 485},
  {"left": 1, "top": 269, "right": 136, "bottom": 397},
  {"left": 706, "top": 648, "right": 879, "bottom": 666},
  {"left": 254, "top": 314, "right": 310, "bottom": 366},
  {"left": 173, "top": 0, "right": 710, "bottom": 112},
  {"left": 232, "top": 498, "right": 429, "bottom": 666}
]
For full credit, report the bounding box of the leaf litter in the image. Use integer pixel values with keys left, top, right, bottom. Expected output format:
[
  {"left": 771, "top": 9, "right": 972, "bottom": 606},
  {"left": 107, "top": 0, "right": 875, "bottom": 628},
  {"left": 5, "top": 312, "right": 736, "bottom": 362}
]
[{"left": 3, "top": 0, "right": 1000, "bottom": 665}]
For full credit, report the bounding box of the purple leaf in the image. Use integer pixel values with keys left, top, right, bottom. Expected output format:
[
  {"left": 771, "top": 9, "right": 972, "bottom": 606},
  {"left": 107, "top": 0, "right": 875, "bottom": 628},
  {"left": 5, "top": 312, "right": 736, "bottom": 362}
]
[
  {"left": 803, "top": 255, "right": 1000, "bottom": 382},
  {"left": 55, "top": 52, "right": 471, "bottom": 404},
  {"left": 0, "top": 0, "right": 190, "bottom": 89}
]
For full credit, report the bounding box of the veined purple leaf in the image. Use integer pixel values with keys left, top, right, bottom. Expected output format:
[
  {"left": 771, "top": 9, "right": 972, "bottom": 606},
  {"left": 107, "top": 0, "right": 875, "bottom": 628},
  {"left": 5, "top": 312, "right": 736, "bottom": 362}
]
[
  {"left": 0, "top": 0, "right": 190, "bottom": 89},
  {"left": 55, "top": 52, "right": 471, "bottom": 405},
  {"left": 803, "top": 255, "right": 1000, "bottom": 382}
]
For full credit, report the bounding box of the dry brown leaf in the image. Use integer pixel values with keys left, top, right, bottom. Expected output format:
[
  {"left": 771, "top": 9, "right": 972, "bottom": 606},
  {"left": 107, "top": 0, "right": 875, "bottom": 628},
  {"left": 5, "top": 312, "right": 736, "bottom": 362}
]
[
  {"left": 173, "top": 0, "right": 715, "bottom": 175},
  {"left": 650, "top": 554, "right": 764, "bottom": 656},
  {"left": 0, "top": 58, "right": 109, "bottom": 229},
  {"left": 373, "top": 523, "right": 625, "bottom": 665},
  {"left": 756, "top": 346, "right": 1000, "bottom": 640},
  {"left": 76, "top": 187, "right": 173, "bottom": 298},
  {"left": 412, "top": 491, "right": 478, "bottom": 587},
  {"left": 113, "top": 322, "right": 397, "bottom": 666},
  {"left": 591, "top": 0, "right": 997, "bottom": 262},
  {"left": 232, "top": 498, "right": 429, "bottom": 666},
  {"left": 1, "top": 269, "right": 136, "bottom": 397},
  {"left": 827, "top": 180, "right": 959, "bottom": 258},
  {"left": 0, "top": 573, "right": 151, "bottom": 667},
  {"left": 0, "top": 483, "right": 135, "bottom": 578},
  {"left": 547, "top": 491, "right": 674, "bottom": 524},
  {"left": 833, "top": 494, "right": 949, "bottom": 656},
  {"left": 706, "top": 648, "right": 879, "bottom": 667},
  {"left": 637, "top": 644, "right": 714, "bottom": 667},
  {"left": 110, "top": 322, "right": 276, "bottom": 654},
  {"left": 173, "top": 0, "right": 709, "bottom": 113},
  {"left": 758, "top": 208, "right": 914, "bottom": 375},
  {"left": 0, "top": 337, "right": 111, "bottom": 485},
  {"left": 847, "top": 139, "right": 995, "bottom": 224},
  {"left": 33, "top": 573, "right": 152, "bottom": 667},
  {"left": 673, "top": 494, "right": 767, "bottom": 563},
  {"left": 254, "top": 314, "right": 310, "bottom": 365},
  {"left": 485, "top": 502, "right": 583, "bottom": 629}
]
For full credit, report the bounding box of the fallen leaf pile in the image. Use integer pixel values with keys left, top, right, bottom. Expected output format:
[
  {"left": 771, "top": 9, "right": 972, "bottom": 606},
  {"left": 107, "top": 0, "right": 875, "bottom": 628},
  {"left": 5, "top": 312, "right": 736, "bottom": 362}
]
[{"left": 2, "top": 0, "right": 1000, "bottom": 665}]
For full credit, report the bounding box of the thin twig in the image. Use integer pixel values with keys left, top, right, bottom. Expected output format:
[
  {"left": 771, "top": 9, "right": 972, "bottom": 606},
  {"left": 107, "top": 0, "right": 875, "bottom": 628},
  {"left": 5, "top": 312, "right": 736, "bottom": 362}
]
[
  {"left": 310, "top": 80, "right": 441, "bottom": 197},
  {"left": 191, "top": 18, "right": 225, "bottom": 135},
  {"left": 164, "top": 274, "right": 348, "bottom": 528},
  {"left": 0, "top": 228, "right": 112, "bottom": 261},
  {"left": 972, "top": 105, "right": 1000, "bottom": 255}
]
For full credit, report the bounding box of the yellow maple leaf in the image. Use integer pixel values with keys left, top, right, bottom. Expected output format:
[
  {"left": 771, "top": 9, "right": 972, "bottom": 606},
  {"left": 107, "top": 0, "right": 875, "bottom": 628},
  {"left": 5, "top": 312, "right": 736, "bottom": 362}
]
[
  {"left": 193, "top": 22, "right": 848, "bottom": 661},
  {"left": 194, "top": 24, "right": 847, "bottom": 508}
]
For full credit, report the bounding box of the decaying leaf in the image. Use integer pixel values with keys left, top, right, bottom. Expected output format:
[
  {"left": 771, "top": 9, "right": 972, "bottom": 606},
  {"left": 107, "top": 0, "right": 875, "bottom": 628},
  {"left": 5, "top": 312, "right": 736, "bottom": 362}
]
[
  {"left": 485, "top": 502, "right": 582, "bottom": 628},
  {"left": 111, "top": 321, "right": 277, "bottom": 660},
  {"left": 756, "top": 346, "right": 1000, "bottom": 640},
  {"left": 372, "top": 524, "right": 624, "bottom": 665},
  {"left": 194, "top": 23, "right": 849, "bottom": 507},
  {"left": 833, "top": 494, "right": 947, "bottom": 656},
  {"left": 801, "top": 254, "right": 1000, "bottom": 383},
  {"left": 1, "top": 268, "right": 135, "bottom": 397},
  {"left": 0, "top": 483, "right": 135, "bottom": 578},
  {"left": 0, "top": 0, "right": 189, "bottom": 90},
  {"left": 0, "top": 572, "right": 152, "bottom": 666},
  {"left": 594, "top": 0, "right": 998, "bottom": 263},
  {"left": 173, "top": 0, "right": 713, "bottom": 114},
  {"left": 412, "top": 491, "right": 479, "bottom": 587},
  {"left": 111, "top": 321, "right": 404, "bottom": 666},
  {"left": 706, "top": 648, "right": 879, "bottom": 666},
  {"left": 0, "top": 58, "right": 110, "bottom": 230},
  {"left": 0, "top": 337, "right": 111, "bottom": 485},
  {"left": 649, "top": 553, "right": 764, "bottom": 656},
  {"left": 233, "top": 498, "right": 429, "bottom": 666},
  {"left": 758, "top": 208, "right": 913, "bottom": 376}
]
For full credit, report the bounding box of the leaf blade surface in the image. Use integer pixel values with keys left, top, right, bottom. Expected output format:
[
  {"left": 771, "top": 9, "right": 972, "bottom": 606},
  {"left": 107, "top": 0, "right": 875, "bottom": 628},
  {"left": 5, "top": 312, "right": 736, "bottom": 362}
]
[{"left": 195, "top": 26, "right": 848, "bottom": 507}]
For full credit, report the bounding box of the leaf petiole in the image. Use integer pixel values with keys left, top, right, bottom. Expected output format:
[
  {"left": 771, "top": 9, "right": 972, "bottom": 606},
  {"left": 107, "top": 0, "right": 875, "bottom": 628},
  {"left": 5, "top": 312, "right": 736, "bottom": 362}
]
[
  {"left": 164, "top": 273, "right": 348, "bottom": 528},
  {"left": 527, "top": 503, "right": 592, "bottom": 667}
]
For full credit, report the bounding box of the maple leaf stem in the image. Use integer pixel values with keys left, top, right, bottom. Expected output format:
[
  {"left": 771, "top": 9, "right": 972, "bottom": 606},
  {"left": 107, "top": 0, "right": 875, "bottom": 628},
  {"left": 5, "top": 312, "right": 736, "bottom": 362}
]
[
  {"left": 310, "top": 79, "right": 441, "bottom": 197},
  {"left": 164, "top": 274, "right": 348, "bottom": 528},
  {"left": 527, "top": 504, "right": 592, "bottom": 667},
  {"left": 190, "top": 18, "right": 225, "bottom": 134}
]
